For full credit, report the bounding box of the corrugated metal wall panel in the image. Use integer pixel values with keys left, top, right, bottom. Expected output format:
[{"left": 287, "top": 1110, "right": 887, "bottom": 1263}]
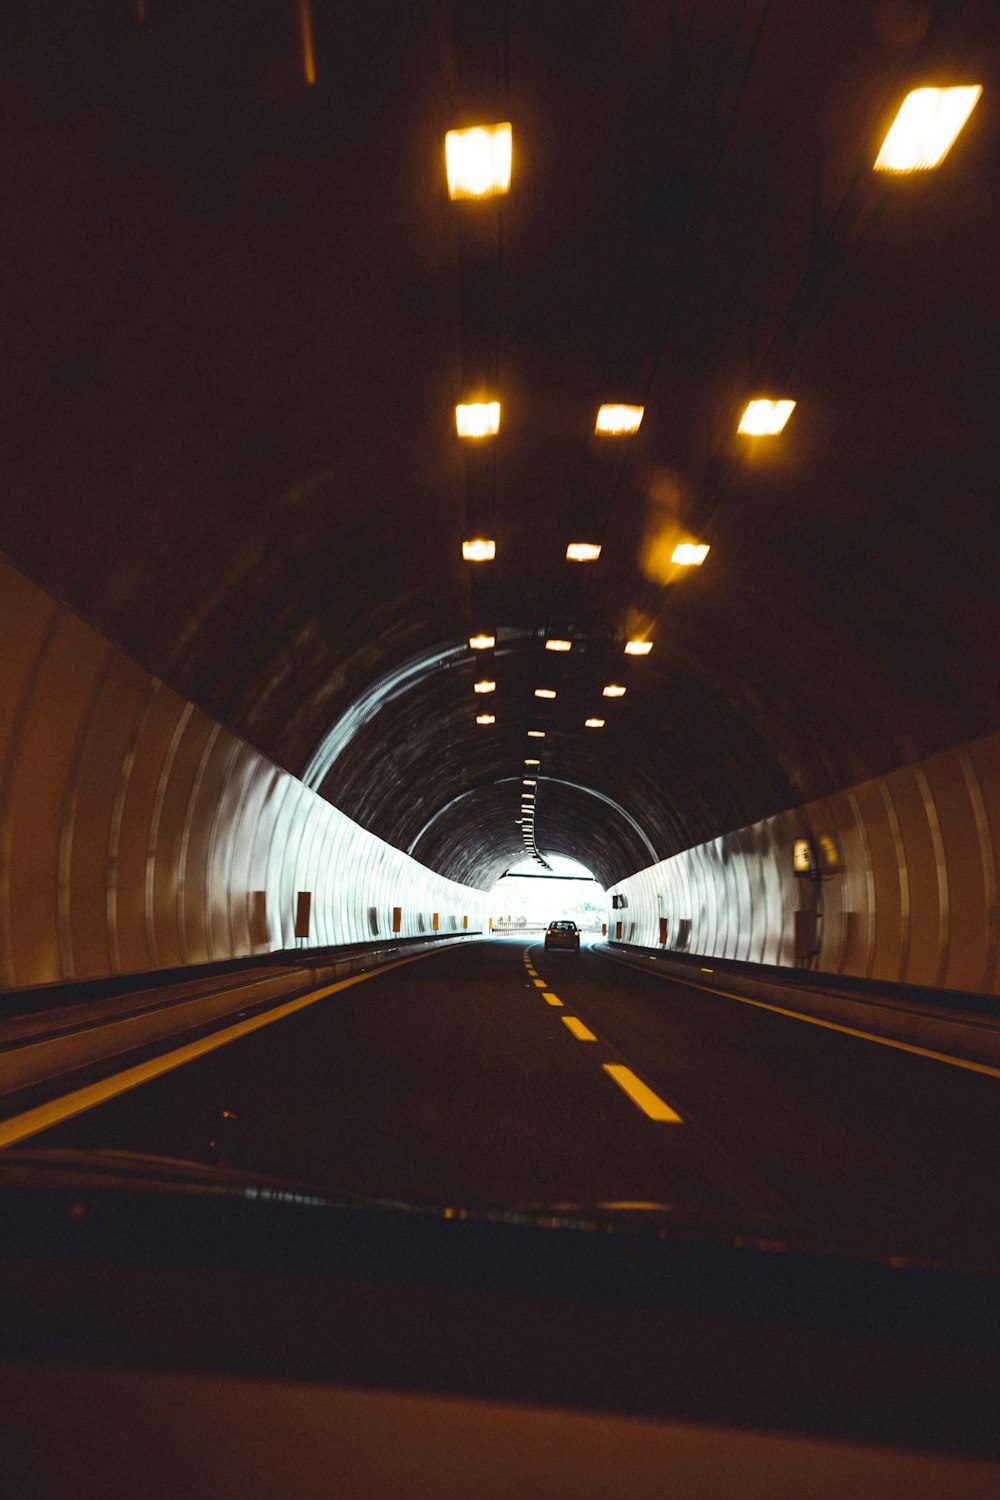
[{"left": 0, "top": 560, "right": 485, "bottom": 993}]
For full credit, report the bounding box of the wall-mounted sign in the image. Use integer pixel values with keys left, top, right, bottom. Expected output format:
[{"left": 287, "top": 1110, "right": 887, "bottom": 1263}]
[{"left": 793, "top": 839, "right": 816, "bottom": 876}]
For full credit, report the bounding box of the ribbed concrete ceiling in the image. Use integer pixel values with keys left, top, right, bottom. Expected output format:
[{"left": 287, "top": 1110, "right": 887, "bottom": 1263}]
[{"left": 0, "top": 1, "right": 998, "bottom": 890}]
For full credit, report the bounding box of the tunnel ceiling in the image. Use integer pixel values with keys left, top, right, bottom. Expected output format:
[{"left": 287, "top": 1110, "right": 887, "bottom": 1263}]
[{"left": 1, "top": 1, "right": 999, "bottom": 889}]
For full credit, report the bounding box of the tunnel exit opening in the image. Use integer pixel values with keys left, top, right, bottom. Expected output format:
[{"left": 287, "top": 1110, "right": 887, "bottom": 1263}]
[{"left": 487, "top": 855, "right": 606, "bottom": 936}]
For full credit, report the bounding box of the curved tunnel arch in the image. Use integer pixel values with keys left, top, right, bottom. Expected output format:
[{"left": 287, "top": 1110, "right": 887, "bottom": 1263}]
[
  {"left": 406, "top": 776, "right": 659, "bottom": 879},
  {"left": 0, "top": 4, "right": 998, "bottom": 994}
]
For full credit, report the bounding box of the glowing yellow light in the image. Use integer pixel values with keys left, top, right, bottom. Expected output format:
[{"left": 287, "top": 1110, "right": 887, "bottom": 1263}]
[
  {"left": 595, "top": 404, "right": 644, "bottom": 435},
  {"left": 456, "top": 401, "right": 500, "bottom": 438},
  {"left": 566, "top": 542, "right": 602, "bottom": 562},
  {"left": 523, "top": 780, "right": 536, "bottom": 787},
  {"left": 875, "top": 86, "right": 981, "bottom": 172},
  {"left": 525, "top": 758, "right": 540, "bottom": 765},
  {"left": 476, "top": 714, "right": 495, "bottom": 724},
  {"left": 462, "top": 538, "right": 496, "bottom": 561},
  {"left": 445, "top": 122, "right": 512, "bottom": 199},
  {"left": 298, "top": 0, "right": 316, "bottom": 85},
  {"left": 624, "top": 640, "right": 652, "bottom": 655},
  {"left": 738, "top": 398, "right": 796, "bottom": 436},
  {"left": 602, "top": 684, "right": 626, "bottom": 697},
  {"left": 468, "top": 633, "right": 495, "bottom": 650},
  {"left": 671, "top": 542, "right": 710, "bottom": 566},
  {"left": 527, "top": 730, "right": 545, "bottom": 738},
  {"left": 585, "top": 718, "right": 605, "bottom": 728},
  {"left": 545, "top": 639, "right": 572, "bottom": 652},
  {"left": 534, "top": 688, "right": 556, "bottom": 699},
  {"left": 473, "top": 680, "right": 496, "bottom": 694}
]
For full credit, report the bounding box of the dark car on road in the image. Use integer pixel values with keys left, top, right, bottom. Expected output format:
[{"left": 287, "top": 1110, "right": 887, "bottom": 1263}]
[{"left": 544, "top": 920, "right": 580, "bottom": 953}]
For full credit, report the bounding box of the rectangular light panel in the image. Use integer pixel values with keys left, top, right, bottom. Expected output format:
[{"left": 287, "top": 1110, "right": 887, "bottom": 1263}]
[
  {"left": 534, "top": 688, "right": 556, "bottom": 699},
  {"left": 738, "top": 398, "right": 795, "bottom": 436},
  {"left": 445, "top": 123, "right": 512, "bottom": 199},
  {"left": 527, "top": 730, "right": 546, "bottom": 738},
  {"left": 585, "top": 718, "right": 605, "bottom": 728},
  {"left": 602, "top": 684, "right": 626, "bottom": 697},
  {"left": 624, "top": 640, "right": 652, "bottom": 655},
  {"left": 875, "top": 86, "right": 981, "bottom": 172},
  {"left": 462, "top": 538, "right": 496, "bottom": 561},
  {"left": 473, "top": 680, "right": 496, "bottom": 693},
  {"left": 456, "top": 402, "right": 500, "bottom": 438},
  {"left": 671, "top": 543, "right": 710, "bottom": 566},
  {"left": 475, "top": 714, "right": 495, "bottom": 724},
  {"left": 566, "top": 542, "right": 602, "bottom": 562},
  {"left": 469, "top": 633, "right": 495, "bottom": 649},
  {"left": 595, "top": 404, "right": 643, "bottom": 435},
  {"left": 545, "top": 639, "right": 572, "bottom": 652}
]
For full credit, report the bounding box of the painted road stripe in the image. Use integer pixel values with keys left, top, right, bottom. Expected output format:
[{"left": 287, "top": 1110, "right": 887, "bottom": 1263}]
[
  {"left": 603, "top": 1064, "right": 683, "bottom": 1122},
  {"left": 542, "top": 992, "right": 563, "bottom": 1006},
  {"left": 606, "top": 952, "right": 1000, "bottom": 1084},
  {"left": 532, "top": 978, "right": 547, "bottom": 988},
  {"left": 562, "top": 1016, "right": 597, "bottom": 1041},
  {"left": 0, "top": 950, "right": 439, "bottom": 1149}
]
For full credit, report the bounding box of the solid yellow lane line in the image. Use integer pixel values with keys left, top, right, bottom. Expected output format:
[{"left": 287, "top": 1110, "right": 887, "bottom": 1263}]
[
  {"left": 562, "top": 1016, "right": 597, "bottom": 1042},
  {"left": 0, "top": 951, "right": 436, "bottom": 1149},
  {"left": 603, "top": 1064, "right": 683, "bottom": 1122},
  {"left": 608, "top": 952, "right": 1000, "bottom": 1084},
  {"left": 542, "top": 992, "right": 563, "bottom": 1007}
]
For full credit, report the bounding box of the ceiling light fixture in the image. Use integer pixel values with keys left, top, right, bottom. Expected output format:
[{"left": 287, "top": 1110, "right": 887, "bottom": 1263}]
[
  {"left": 624, "top": 640, "right": 652, "bottom": 655},
  {"left": 462, "top": 538, "right": 496, "bottom": 561},
  {"left": 671, "top": 543, "right": 710, "bottom": 566},
  {"left": 545, "top": 639, "right": 572, "bottom": 652},
  {"left": 595, "top": 404, "right": 643, "bottom": 435},
  {"left": 527, "top": 730, "right": 545, "bottom": 738},
  {"left": 534, "top": 688, "right": 556, "bottom": 699},
  {"left": 602, "top": 684, "right": 626, "bottom": 698},
  {"left": 469, "top": 633, "right": 495, "bottom": 649},
  {"left": 738, "top": 398, "right": 795, "bottom": 436},
  {"left": 473, "top": 680, "right": 496, "bottom": 693},
  {"left": 475, "top": 714, "right": 495, "bottom": 725},
  {"left": 525, "top": 758, "right": 540, "bottom": 766},
  {"left": 875, "top": 86, "right": 981, "bottom": 172},
  {"left": 566, "top": 542, "right": 601, "bottom": 562},
  {"left": 445, "top": 122, "right": 512, "bottom": 199},
  {"left": 585, "top": 718, "right": 605, "bottom": 728},
  {"left": 456, "top": 401, "right": 500, "bottom": 438}
]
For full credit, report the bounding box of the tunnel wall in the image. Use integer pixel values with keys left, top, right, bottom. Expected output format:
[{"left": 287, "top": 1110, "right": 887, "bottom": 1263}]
[
  {"left": 608, "top": 733, "right": 1000, "bottom": 997},
  {"left": 0, "top": 559, "right": 485, "bottom": 993}
]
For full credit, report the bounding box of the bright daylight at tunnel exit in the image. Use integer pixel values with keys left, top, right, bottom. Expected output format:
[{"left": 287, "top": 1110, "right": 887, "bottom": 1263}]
[{"left": 2, "top": 2, "right": 1000, "bottom": 1494}]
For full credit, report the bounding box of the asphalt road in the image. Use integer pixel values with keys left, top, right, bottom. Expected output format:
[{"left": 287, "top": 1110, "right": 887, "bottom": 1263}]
[{"left": 17, "top": 938, "right": 1000, "bottom": 1263}]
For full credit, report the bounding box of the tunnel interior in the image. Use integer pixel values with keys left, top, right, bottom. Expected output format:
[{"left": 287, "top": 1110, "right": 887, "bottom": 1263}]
[{"left": 1, "top": 2, "right": 999, "bottom": 990}]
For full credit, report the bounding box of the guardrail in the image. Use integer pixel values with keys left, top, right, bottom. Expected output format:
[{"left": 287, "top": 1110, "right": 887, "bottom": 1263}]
[
  {"left": 0, "top": 933, "right": 482, "bottom": 1100},
  {"left": 604, "top": 941, "right": 1000, "bottom": 1073}
]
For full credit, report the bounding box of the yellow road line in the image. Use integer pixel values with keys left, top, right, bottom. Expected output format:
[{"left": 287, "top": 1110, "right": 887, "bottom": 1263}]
[
  {"left": 532, "top": 978, "right": 547, "bottom": 988},
  {"left": 0, "top": 951, "right": 436, "bottom": 1149},
  {"left": 603, "top": 1064, "right": 683, "bottom": 1122},
  {"left": 608, "top": 953, "right": 1000, "bottom": 1083},
  {"left": 525, "top": 968, "right": 538, "bottom": 977},
  {"left": 562, "top": 1016, "right": 597, "bottom": 1041},
  {"left": 542, "top": 992, "right": 563, "bottom": 1007}
]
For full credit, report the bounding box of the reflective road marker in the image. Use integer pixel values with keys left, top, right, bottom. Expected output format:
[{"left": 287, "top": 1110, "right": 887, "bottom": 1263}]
[
  {"left": 603, "top": 1064, "right": 683, "bottom": 1121},
  {"left": 562, "top": 1016, "right": 597, "bottom": 1041},
  {"left": 542, "top": 992, "right": 563, "bottom": 1007}
]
